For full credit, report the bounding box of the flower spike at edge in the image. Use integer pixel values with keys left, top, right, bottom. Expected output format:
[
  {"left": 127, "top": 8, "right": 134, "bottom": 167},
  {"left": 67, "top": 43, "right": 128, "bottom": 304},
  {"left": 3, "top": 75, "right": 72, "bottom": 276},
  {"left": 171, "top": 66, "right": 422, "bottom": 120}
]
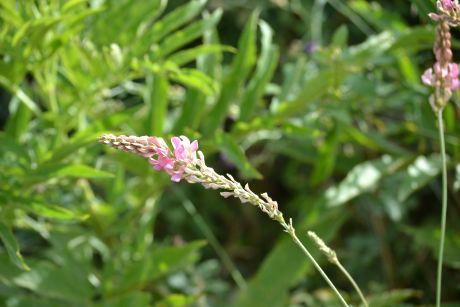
[{"left": 422, "top": 2, "right": 458, "bottom": 306}]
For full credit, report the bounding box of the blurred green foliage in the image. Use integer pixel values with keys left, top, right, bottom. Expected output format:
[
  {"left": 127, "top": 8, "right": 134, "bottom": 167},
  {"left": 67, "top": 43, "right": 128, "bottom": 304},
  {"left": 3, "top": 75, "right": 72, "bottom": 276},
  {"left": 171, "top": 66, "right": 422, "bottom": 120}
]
[{"left": 0, "top": 0, "right": 459, "bottom": 306}]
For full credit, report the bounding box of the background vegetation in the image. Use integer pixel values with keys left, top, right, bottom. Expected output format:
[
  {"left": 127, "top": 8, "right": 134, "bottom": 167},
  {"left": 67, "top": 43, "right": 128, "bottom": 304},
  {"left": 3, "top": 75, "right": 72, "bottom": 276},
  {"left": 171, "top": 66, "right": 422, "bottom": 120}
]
[{"left": 0, "top": 0, "right": 459, "bottom": 306}]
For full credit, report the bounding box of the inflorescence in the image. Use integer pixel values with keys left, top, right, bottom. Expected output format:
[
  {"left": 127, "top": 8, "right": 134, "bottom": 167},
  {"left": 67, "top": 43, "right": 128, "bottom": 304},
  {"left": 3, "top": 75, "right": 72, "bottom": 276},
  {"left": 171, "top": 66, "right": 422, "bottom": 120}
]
[{"left": 99, "top": 134, "right": 285, "bottom": 224}]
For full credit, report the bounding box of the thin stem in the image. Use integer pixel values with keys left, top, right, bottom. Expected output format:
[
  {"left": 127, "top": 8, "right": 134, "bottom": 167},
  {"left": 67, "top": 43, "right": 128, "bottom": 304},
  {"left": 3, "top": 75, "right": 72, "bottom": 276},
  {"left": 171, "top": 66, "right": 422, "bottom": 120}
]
[
  {"left": 336, "top": 261, "right": 368, "bottom": 307},
  {"left": 285, "top": 223, "right": 349, "bottom": 307},
  {"left": 436, "top": 109, "right": 448, "bottom": 307}
]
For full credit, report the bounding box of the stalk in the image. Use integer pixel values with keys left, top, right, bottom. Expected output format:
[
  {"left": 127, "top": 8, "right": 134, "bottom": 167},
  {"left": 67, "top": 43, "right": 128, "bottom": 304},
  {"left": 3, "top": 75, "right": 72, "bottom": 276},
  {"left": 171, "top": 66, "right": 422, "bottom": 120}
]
[
  {"left": 307, "top": 231, "right": 367, "bottom": 307},
  {"left": 283, "top": 222, "right": 349, "bottom": 307},
  {"left": 436, "top": 109, "right": 448, "bottom": 307},
  {"left": 336, "top": 261, "right": 368, "bottom": 307}
]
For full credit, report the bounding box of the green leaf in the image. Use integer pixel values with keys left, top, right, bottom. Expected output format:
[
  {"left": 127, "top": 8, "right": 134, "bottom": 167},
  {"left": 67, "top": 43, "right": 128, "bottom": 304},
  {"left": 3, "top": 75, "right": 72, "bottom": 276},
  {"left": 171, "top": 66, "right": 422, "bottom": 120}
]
[
  {"left": 0, "top": 192, "right": 88, "bottom": 220},
  {"left": 4, "top": 96, "right": 33, "bottom": 141},
  {"left": 173, "top": 89, "right": 206, "bottom": 133},
  {"left": 379, "top": 155, "right": 442, "bottom": 221},
  {"left": 0, "top": 221, "right": 30, "bottom": 271},
  {"left": 273, "top": 33, "right": 395, "bottom": 118},
  {"left": 273, "top": 68, "right": 347, "bottom": 118},
  {"left": 344, "top": 31, "right": 396, "bottom": 65},
  {"left": 239, "top": 20, "right": 279, "bottom": 121},
  {"left": 173, "top": 27, "right": 222, "bottom": 133},
  {"left": 393, "top": 155, "right": 442, "bottom": 203},
  {"left": 310, "top": 125, "right": 340, "bottom": 186},
  {"left": 90, "top": 0, "right": 165, "bottom": 47},
  {"left": 28, "top": 164, "right": 114, "bottom": 182},
  {"left": 154, "top": 294, "right": 196, "bottom": 307},
  {"left": 331, "top": 24, "right": 349, "bottom": 47},
  {"left": 157, "top": 9, "right": 222, "bottom": 58},
  {"left": 0, "top": 132, "right": 30, "bottom": 164},
  {"left": 323, "top": 155, "right": 408, "bottom": 207},
  {"left": 167, "top": 44, "right": 234, "bottom": 67},
  {"left": 270, "top": 56, "right": 307, "bottom": 111},
  {"left": 42, "top": 132, "right": 101, "bottom": 164},
  {"left": 203, "top": 12, "right": 258, "bottom": 135},
  {"left": 12, "top": 17, "right": 62, "bottom": 49},
  {"left": 118, "top": 241, "right": 206, "bottom": 291},
  {"left": 13, "top": 86, "right": 41, "bottom": 115},
  {"left": 23, "top": 202, "right": 88, "bottom": 221},
  {"left": 346, "top": 126, "right": 410, "bottom": 155},
  {"left": 391, "top": 26, "right": 434, "bottom": 53},
  {"left": 0, "top": 0, "right": 22, "bottom": 26},
  {"left": 349, "top": 1, "right": 406, "bottom": 31},
  {"left": 144, "top": 71, "right": 169, "bottom": 135},
  {"left": 62, "top": 0, "right": 89, "bottom": 12},
  {"left": 13, "top": 261, "right": 92, "bottom": 302},
  {"left": 366, "top": 289, "right": 421, "bottom": 307},
  {"left": 216, "top": 134, "right": 262, "bottom": 179},
  {"left": 168, "top": 67, "right": 218, "bottom": 96},
  {"left": 133, "top": 0, "right": 207, "bottom": 54},
  {"left": 97, "top": 292, "right": 151, "bottom": 307},
  {"left": 327, "top": 0, "right": 373, "bottom": 35}
]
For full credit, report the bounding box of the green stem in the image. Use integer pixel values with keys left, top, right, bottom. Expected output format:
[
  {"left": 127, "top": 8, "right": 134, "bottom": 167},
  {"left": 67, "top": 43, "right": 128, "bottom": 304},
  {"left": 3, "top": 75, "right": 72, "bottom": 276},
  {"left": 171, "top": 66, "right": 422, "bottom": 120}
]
[
  {"left": 436, "top": 109, "right": 448, "bottom": 307},
  {"left": 336, "top": 261, "right": 368, "bottom": 307},
  {"left": 285, "top": 223, "right": 349, "bottom": 307}
]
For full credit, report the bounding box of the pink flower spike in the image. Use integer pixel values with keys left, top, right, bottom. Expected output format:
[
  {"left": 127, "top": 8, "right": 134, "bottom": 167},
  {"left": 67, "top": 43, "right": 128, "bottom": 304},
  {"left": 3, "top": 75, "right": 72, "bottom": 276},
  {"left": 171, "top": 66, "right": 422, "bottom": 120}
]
[{"left": 99, "top": 133, "right": 200, "bottom": 183}]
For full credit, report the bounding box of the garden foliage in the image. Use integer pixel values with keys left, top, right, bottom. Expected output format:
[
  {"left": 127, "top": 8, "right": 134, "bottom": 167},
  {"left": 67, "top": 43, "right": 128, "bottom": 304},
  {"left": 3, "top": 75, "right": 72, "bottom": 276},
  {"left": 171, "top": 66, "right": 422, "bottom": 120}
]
[{"left": 0, "top": 0, "right": 459, "bottom": 306}]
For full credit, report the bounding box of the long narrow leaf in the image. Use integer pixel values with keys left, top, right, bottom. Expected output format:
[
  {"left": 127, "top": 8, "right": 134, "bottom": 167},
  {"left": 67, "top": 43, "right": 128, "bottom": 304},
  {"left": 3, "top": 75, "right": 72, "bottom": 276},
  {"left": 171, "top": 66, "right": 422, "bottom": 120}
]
[
  {"left": 203, "top": 12, "right": 258, "bottom": 135},
  {"left": 0, "top": 221, "right": 30, "bottom": 271},
  {"left": 239, "top": 21, "right": 279, "bottom": 121},
  {"left": 157, "top": 9, "right": 222, "bottom": 58},
  {"left": 144, "top": 71, "right": 169, "bottom": 135}
]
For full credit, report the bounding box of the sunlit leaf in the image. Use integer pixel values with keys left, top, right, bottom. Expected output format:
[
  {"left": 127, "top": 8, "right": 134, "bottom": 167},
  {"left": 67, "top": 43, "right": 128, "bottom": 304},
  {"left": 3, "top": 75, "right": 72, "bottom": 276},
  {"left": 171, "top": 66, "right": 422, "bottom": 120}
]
[
  {"left": 153, "top": 294, "right": 196, "bottom": 307},
  {"left": 239, "top": 20, "right": 279, "bottom": 121},
  {"left": 28, "top": 164, "right": 114, "bottom": 182},
  {"left": 157, "top": 9, "right": 222, "bottom": 58},
  {"left": 324, "top": 155, "right": 408, "bottom": 207},
  {"left": 203, "top": 11, "right": 258, "bottom": 135},
  {"left": 0, "top": 221, "right": 30, "bottom": 271},
  {"left": 167, "top": 44, "right": 234, "bottom": 67}
]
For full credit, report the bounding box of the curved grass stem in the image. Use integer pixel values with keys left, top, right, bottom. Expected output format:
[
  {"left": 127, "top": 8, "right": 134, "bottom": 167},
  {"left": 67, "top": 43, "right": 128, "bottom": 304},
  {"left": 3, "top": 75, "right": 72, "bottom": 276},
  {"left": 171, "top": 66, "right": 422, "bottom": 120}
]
[
  {"left": 335, "top": 261, "right": 368, "bottom": 307},
  {"left": 284, "top": 222, "right": 349, "bottom": 307},
  {"left": 436, "top": 110, "right": 448, "bottom": 307}
]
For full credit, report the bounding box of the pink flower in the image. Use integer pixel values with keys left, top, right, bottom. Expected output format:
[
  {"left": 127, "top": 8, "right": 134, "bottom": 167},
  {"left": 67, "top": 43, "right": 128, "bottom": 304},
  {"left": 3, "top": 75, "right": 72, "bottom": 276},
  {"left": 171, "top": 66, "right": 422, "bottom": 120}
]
[
  {"left": 442, "top": 0, "right": 454, "bottom": 9},
  {"left": 99, "top": 134, "right": 199, "bottom": 182},
  {"left": 147, "top": 135, "right": 199, "bottom": 182},
  {"left": 421, "top": 62, "right": 460, "bottom": 90},
  {"left": 148, "top": 137, "right": 175, "bottom": 172},
  {"left": 172, "top": 136, "right": 198, "bottom": 163},
  {"left": 169, "top": 136, "right": 199, "bottom": 182}
]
